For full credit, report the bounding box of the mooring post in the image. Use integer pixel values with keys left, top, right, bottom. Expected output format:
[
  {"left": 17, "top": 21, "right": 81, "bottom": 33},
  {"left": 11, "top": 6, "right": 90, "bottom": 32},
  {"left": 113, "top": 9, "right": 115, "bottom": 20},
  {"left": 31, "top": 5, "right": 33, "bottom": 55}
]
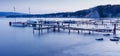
[
  {"left": 68, "top": 23, "right": 70, "bottom": 33},
  {"left": 77, "top": 21, "right": 79, "bottom": 26},
  {"left": 102, "top": 20, "right": 104, "bottom": 25},
  {"left": 62, "top": 22, "right": 65, "bottom": 31},
  {"left": 57, "top": 21, "right": 60, "bottom": 32},
  {"left": 78, "top": 30, "right": 80, "bottom": 34},
  {"left": 113, "top": 24, "right": 117, "bottom": 35},
  {"left": 88, "top": 30, "right": 91, "bottom": 35},
  {"left": 9, "top": 22, "right": 12, "bottom": 26},
  {"left": 33, "top": 28, "right": 35, "bottom": 33},
  {"left": 69, "top": 28, "right": 71, "bottom": 33}
]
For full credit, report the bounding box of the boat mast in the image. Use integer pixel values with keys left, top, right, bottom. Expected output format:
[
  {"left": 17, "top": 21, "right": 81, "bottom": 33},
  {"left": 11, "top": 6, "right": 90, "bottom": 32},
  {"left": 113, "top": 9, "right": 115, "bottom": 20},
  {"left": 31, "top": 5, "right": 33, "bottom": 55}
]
[
  {"left": 13, "top": 7, "right": 16, "bottom": 22},
  {"left": 29, "top": 7, "right": 31, "bottom": 20}
]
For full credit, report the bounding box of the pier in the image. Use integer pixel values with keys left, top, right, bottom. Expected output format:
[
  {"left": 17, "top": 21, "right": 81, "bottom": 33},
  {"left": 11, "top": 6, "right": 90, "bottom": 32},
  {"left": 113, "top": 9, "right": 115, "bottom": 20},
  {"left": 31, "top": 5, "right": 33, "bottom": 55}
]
[{"left": 32, "top": 19, "right": 115, "bottom": 34}]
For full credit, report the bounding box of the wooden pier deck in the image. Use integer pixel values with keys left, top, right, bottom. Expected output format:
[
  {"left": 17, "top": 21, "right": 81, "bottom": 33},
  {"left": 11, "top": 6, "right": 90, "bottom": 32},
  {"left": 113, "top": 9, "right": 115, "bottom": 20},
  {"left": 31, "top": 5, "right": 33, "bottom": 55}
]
[{"left": 32, "top": 20, "right": 114, "bottom": 34}]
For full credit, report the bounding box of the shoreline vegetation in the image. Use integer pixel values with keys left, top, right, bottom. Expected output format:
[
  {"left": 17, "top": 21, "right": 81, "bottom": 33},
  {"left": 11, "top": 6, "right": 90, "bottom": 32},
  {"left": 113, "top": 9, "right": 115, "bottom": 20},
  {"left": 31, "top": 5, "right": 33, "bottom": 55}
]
[{"left": 0, "top": 4, "right": 120, "bottom": 18}]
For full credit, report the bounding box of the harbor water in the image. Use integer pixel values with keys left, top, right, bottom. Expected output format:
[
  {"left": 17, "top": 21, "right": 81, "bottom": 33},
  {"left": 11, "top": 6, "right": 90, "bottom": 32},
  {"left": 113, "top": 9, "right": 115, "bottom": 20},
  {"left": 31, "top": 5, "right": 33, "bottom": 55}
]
[{"left": 0, "top": 18, "right": 120, "bottom": 56}]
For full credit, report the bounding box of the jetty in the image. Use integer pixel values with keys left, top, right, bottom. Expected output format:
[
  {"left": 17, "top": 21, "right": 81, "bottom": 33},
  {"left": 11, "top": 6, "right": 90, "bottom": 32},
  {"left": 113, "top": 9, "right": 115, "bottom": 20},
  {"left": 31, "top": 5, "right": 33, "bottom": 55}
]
[{"left": 31, "top": 19, "right": 116, "bottom": 34}]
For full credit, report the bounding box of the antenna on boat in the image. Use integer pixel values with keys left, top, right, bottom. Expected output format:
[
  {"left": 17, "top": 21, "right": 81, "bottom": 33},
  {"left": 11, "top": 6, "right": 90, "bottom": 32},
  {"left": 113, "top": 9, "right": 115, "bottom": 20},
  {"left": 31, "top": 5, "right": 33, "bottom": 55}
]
[
  {"left": 28, "top": 7, "right": 31, "bottom": 20},
  {"left": 13, "top": 7, "right": 16, "bottom": 22}
]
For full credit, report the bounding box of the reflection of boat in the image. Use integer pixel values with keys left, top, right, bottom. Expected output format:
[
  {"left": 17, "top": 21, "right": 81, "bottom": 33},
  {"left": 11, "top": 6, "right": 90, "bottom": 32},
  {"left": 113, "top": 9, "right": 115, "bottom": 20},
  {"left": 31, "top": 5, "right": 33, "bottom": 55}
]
[
  {"left": 9, "top": 22, "right": 27, "bottom": 27},
  {"left": 95, "top": 38, "right": 104, "bottom": 41},
  {"left": 110, "top": 38, "right": 119, "bottom": 41}
]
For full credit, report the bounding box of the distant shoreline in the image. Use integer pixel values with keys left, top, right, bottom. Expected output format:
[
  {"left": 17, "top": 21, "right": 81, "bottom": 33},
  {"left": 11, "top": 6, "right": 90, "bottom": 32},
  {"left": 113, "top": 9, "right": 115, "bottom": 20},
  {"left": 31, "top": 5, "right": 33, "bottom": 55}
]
[{"left": 1, "top": 5, "right": 120, "bottom": 18}]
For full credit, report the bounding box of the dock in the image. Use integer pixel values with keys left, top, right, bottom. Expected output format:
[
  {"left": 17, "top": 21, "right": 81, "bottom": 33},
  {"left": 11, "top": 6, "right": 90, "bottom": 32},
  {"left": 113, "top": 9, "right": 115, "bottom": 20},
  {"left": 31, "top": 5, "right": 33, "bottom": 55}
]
[{"left": 32, "top": 19, "right": 116, "bottom": 34}]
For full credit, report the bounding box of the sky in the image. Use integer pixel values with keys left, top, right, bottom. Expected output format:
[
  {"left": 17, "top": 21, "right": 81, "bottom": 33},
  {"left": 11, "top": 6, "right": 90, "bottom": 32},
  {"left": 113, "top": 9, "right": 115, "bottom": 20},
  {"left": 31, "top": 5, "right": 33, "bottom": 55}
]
[{"left": 0, "top": 0, "right": 120, "bottom": 14}]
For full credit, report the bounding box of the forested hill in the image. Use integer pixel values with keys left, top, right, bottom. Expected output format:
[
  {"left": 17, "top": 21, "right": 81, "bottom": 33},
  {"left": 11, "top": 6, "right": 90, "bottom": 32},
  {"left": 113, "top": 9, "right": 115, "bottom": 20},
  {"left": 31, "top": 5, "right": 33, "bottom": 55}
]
[{"left": 2, "top": 4, "right": 120, "bottom": 18}]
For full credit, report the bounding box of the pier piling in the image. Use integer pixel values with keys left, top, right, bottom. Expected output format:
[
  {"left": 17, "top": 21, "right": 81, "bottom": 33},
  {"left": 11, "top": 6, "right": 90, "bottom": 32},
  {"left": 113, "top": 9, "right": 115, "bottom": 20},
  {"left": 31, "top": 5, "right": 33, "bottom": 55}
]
[{"left": 113, "top": 24, "right": 117, "bottom": 35}]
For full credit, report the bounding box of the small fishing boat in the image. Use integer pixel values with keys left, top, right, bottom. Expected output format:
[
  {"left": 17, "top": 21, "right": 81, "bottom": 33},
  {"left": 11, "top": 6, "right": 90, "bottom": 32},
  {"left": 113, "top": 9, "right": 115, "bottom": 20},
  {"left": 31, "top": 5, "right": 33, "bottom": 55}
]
[
  {"left": 9, "top": 7, "right": 27, "bottom": 27},
  {"left": 26, "top": 20, "right": 37, "bottom": 27},
  {"left": 103, "top": 34, "right": 110, "bottom": 36},
  {"left": 26, "top": 20, "right": 37, "bottom": 24},
  {"left": 9, "top": 22, "right": 27, "bottom": 27},
  {"left": 110, "top": 38, "right": 119, "bottom": 41},
  {"left": 95, "top": 38, "right": 104, "bottom": 41}
]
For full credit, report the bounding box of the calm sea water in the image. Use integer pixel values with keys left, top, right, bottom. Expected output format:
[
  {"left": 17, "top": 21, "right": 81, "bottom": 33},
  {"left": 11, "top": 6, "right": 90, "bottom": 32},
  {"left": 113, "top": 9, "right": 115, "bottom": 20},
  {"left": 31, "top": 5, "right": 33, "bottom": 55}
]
[{"left": 0, "top": 18, "right": 120, "bottom": 56}]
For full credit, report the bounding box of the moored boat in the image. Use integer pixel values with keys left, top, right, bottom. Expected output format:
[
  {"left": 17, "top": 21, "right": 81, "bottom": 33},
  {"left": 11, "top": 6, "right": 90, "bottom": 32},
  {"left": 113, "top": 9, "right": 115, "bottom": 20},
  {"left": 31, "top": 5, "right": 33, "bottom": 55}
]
[
  {"left": 9, "top": 7, "right": 27, "bottom": 27},
  {"left": 103, "top": 34, "right": 110, "bottom": 36},
  {"left": 95, "top": 38, "right": 104, "bottom": 41},
  {"left": 26, "top": 20, "right": 37, "bottom": 24},
  {"left": 9, "top": 22, "right": 27, "bottom": 27},
  {"left": 110, "top": 38, "right": 119, "bottom": 41},
  {"left": 26, "top": 20, "right": 37, "bottom": 27}
]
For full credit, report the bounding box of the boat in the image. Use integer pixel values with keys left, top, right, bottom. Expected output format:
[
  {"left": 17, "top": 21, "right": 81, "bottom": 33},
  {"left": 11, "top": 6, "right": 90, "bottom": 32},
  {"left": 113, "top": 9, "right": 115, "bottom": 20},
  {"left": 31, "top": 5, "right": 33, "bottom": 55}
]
[
  {"left": 95, "top": 38, "right": 104, "bottom": 41},
  {"left": 9, "top": 22, "right": 27, "bottom": 27},
  {"left": 26, "top": 20, "right": 37, "bottom": 27},
  {"left": 110, "top": 38, "right": 119, "bottom": 41},
  {"left": 103, "top": 34, "right": 110, "bottom": 36},
  {"left": 9, "top": 7, "right": 27, "bottom": 27},
  {"left": 26, "top": 20, "right": 37, "bottom": 24},
  {"left": 26, "top": 8, "right": 37, "bottom": 27}
]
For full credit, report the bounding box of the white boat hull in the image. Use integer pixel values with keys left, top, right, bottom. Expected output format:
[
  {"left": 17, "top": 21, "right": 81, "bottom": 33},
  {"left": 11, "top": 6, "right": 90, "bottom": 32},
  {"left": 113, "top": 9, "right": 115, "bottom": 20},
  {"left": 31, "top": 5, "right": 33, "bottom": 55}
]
[{"left": 10, "top": 22, "right": 27, "bottom": 27}]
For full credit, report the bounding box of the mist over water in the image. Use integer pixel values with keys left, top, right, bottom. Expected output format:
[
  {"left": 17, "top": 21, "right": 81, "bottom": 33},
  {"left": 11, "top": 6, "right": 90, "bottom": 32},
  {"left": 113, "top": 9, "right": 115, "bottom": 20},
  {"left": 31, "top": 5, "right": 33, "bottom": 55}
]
[{"left": 0, "top": 18, "right": 120, "bottom": 56}]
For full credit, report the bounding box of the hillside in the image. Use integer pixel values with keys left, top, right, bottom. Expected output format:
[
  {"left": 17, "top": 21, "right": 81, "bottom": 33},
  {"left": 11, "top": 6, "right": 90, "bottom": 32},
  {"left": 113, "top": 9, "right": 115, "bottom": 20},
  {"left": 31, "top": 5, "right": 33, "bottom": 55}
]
[
  {"left": 5, "top": 4, "right": 120, "bottom": 18},
  {"left": 0, "top": 12, "right": 26, "bottom": 17}
]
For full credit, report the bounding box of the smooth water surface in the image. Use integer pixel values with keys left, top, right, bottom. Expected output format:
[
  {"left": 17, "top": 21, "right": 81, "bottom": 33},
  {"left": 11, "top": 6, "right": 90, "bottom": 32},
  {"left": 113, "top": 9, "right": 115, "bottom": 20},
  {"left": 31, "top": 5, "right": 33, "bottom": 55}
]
[{"left": 0, "top": 18, "right": 120, "bottom": 56}]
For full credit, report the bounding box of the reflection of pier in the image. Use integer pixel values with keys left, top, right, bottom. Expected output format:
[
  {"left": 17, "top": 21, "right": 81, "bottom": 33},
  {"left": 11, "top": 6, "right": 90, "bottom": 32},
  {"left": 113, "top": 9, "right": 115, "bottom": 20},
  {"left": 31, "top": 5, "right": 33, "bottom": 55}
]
[{"left": 32, "top": 20, "right": 114, "bottom": 34}]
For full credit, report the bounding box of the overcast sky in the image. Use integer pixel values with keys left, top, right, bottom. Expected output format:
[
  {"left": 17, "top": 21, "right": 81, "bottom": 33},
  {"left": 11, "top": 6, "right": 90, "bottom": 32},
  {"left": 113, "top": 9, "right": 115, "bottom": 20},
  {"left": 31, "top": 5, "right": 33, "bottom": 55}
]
[{"left": 0, "top": 0, "right": 120, "bottom": 14}]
